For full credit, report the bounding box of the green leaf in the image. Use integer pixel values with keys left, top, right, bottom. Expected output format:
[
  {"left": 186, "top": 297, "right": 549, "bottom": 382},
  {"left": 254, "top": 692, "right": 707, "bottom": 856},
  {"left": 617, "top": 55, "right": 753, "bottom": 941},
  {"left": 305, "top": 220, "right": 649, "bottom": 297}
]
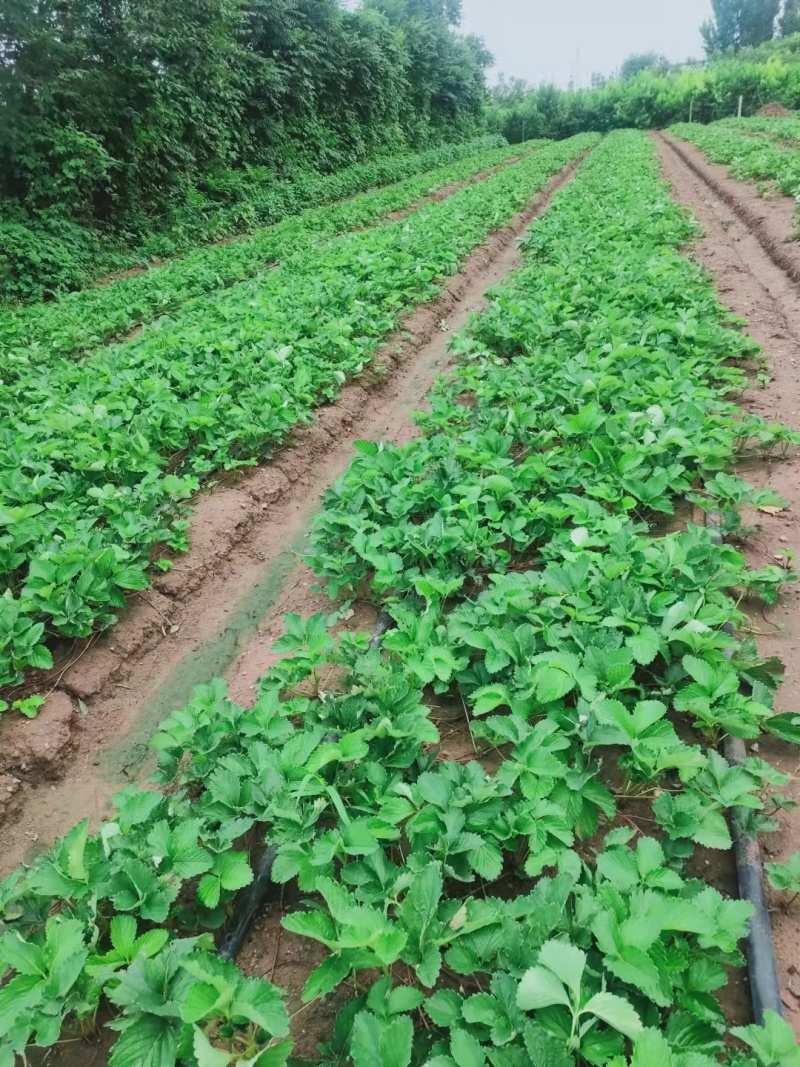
[
  {"left": 193, "top": 1027, "right": 232, "bottom": 1067},
  {"left": 450, "top": 1028, "right": 486, "bottom": 1067},
  {"left": 242, "top": 1042, "right": 293, "bottom": 1067},
  {"left": 468, "top": 841, "right": 503, "bottom": 881},
  {"left": 766, "top": 852, "right": 800, "bottom": 894},
  {"left": 0, "top": 932, "right": 44, "bottom": 977},
  {"left": 534, "top": 666, "right": 575, "bottom": 704},
  {"left": 471, "top": 684, "right": 512, "bottom": 716},
  {"left": 181, "top": 983, "right": 221, "bottom": 1024},
  {"left": 425, "top": 989, "right": 463, "bottom": 1027},
  {"left": 399, "top": 861, "right": 443, "bottom": 987},
  {"left": 694, "top": 808, "right": 732, "bottom": 851},
  {"left": 108, "top": 1015, "right": 179, "bottom": 1067},
  {"left": 765, "top": 713, "right": 800, "bottom": 745},
  {"left": 516, "top": 966, "right": 570, "bottom": 1011},
  {"left": 630, "top": 1029, "right": 673, "bottom": 1067},
  {"left": 197, "top": 874, "right": 222, "bottom": 910},
  {"left": 731, "top": 1010, "right": 800, "bottom": 1066},
  {"left": 627, "top": 628, "right": 661, "bottom": 666},
  {"left": 596, "top": 849, "right": 638, "bottom": 891},
  {"left": 216, "top": 851, "right": 253, "bottom": 892},
  {"left": 231, "top": 978, "right": 289, "bottom": 1036},
  {"left": 0, "top": 974, "right": 41, "bottom": 1032},
  {"left": 538, "top": 940, "right": 586, "bottom": 1003},
  {"left": 387, "top": 986, "right": 425, "bottom": 1015},
  {"left": 351, "top": 1011, "right": 413, "bottom": 1067},
  {"left": 110, "top": 916, "right": 138, "bottom": 957},
  {"left": 462, "top": 993, "right": 501, "bottom": 1028},
  {"left": 302, "top": 953, "right": 352, "bottom": 1002},
  {"left": 523, "top": 1023, "right": 574, "bottom": 1067},
  {"left": 582, "top": 991, "right": 643, "bottom": 1040}
]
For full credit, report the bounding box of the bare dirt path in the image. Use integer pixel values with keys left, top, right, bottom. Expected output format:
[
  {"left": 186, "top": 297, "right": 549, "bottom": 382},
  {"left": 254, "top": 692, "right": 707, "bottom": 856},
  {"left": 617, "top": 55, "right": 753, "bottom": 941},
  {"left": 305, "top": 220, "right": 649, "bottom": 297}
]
[
  {"left": 661, "top": 132, "right": 800, "bottom": 280},
  {"left": 0, "top": 153, "right": 588, "bottom": 878},
  {"left": 656, "top": 131, "right": 800, "bottom": 1033}
]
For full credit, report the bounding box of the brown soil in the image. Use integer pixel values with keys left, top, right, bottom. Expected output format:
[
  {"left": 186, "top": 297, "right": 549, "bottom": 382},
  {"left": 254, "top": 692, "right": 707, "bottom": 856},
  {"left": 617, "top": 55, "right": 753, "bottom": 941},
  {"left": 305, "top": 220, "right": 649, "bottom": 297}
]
[
  {"left": 0, "top": 153, "right": 587, "bottom": 878},
  {"left": 756, "top": 102, "right": 794, "bottom": 117},
  {"left": 662, "top": 132, "right": 800, "bottom": 269},
  {"left": 656, "top": 131, "right": 800, "bottom": 1035}
]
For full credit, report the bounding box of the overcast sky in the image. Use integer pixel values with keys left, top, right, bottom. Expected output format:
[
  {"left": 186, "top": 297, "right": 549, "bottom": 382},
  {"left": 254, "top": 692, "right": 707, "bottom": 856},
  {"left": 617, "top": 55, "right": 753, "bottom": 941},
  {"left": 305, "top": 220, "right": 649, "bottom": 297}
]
[{"left": 460, "top": 0, "right": 713, "bottom": 87}]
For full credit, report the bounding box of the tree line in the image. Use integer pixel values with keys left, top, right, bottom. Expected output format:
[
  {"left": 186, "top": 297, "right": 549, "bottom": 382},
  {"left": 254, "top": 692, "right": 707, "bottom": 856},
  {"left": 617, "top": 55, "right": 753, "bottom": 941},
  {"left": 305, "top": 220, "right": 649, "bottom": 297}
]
[
  {"left": 487, "top": 3, "right": 800, "bottom": 148},
  {"left": 0, "top": 0, "right": 490, "bottom": 232},
  {"left": 703, "top": 0, "right": 800, "bottom": 53}
]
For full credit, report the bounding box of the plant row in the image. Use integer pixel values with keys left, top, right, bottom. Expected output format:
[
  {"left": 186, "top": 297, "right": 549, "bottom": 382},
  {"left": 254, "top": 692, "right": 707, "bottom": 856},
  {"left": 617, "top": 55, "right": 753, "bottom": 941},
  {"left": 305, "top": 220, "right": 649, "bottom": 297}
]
[
  {"left": 0, "top": 133, "right": 508, "bottom": 306},
  {"left": 2, "top": 130, "right": 800, "bottom": 1067},
  {"left": 0, "top": 137, "right": 539, "bottom": 367},
  {"left": 717, "top": 116, "right": 800, "bottom": 144},
  {"left": 0, "top": 135, "right": 596, "bottom": 693},
  {"left": 670, "top": 121, "right": 800, "bottom": 209}
]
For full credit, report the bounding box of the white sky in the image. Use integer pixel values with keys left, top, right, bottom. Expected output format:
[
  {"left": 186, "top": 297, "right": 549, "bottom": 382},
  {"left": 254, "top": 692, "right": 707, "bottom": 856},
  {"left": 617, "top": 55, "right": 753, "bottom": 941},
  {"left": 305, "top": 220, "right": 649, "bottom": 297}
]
[{"left": 459, "top": 0, "right": 714, "bottom": 86}]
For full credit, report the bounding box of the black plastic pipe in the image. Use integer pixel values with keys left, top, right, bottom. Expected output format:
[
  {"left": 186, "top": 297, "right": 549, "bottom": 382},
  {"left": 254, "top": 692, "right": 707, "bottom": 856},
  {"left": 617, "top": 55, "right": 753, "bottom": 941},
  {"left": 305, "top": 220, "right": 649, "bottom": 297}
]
[
  {"left": 219, "top": 845, "right": 278, "bottom": 960},
  {"left": 707, "top": 510, "right": 783, "bottom": 1024},
  {"left": 218, "top": 609, "right": 396, "bottom": 961}
]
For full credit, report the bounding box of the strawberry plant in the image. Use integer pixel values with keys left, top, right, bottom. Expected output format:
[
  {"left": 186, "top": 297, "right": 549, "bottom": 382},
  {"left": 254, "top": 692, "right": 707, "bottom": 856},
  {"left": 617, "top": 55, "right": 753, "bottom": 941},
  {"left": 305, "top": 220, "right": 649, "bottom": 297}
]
[
  {"left": 0, "top": 137, "right": 539, "bottom": 369},
  {"left": 670, "top": 120, "right": 800, "bottom": 212},
  {"left": 765, "top": 852, "right": 800, "bottom": 902}
]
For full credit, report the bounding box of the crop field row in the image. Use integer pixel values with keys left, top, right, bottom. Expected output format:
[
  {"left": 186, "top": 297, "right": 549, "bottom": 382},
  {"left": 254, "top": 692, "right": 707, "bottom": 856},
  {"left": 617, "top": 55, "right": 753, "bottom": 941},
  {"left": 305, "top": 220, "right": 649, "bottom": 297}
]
[
  {"left": 1, "top": 135, "right": 517, "bottom": 304},
  {"left": 0, "top": 137, "right": 542, "bottom": 363},
  {"left": 716, "top": 116, "right": 800, "bottom": 143},
  {"left": 2, "top": 130, "right": 799, "bottom": 1066},
  {"left": 0, "top": 135, "right": 596, "bottom": 691},
  {"left": 669, "top": 120, "right": 800, "bottom": 209}
]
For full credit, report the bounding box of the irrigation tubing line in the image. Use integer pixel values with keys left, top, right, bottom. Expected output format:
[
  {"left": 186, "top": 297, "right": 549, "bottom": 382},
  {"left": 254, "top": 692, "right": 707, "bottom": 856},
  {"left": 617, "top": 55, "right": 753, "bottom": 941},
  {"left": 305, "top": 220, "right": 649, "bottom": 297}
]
[
  {"left": 219, "top": 845, "right": 279, "bottom": 961},
  {"left": 706, "top": 509, "right": 783, "bottom": 1024},
  {"left": 218, "top": 609, "right": 396, "bottom": 963}
]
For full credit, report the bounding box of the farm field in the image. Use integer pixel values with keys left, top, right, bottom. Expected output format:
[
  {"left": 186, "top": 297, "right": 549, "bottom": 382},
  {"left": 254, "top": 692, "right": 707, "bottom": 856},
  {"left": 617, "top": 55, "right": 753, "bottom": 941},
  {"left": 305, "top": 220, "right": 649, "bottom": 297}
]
[
  {"left": 2, "top": 124, "right": 800, "bottom": 1067},
  {"left": 0, "top": 134, "right": 595, "bottom": 699},
  {"left": 716, "top": 116, "right": 800, "bottom": 142},
  {"left": 667, "top": 119, "right": 800, "bottom": 238},
  {"left": 0, "top": 136, "right": 542, "bottom": 362}
]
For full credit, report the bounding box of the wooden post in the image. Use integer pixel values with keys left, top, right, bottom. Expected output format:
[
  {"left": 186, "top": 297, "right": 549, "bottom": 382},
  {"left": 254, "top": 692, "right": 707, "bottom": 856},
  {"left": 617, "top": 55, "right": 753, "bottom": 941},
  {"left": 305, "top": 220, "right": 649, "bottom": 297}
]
[
  {"left": 689, "top": 99, "right": 693, "bottom": 123},
  {"left": 738, "top": 95, "right": 744, "bottom": 118}
]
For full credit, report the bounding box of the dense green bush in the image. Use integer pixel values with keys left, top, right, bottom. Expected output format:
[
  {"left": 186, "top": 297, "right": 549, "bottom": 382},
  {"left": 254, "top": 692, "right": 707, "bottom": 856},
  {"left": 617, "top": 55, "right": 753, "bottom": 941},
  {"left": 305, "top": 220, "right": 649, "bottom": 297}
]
[
  {"left": 0, "top": 0, "right": 492, "bottom": 302},
  {"left": 0, "top": 135, "right": 506, "bottom": 303},
  {"left": 487, "top": 38, "right": 800, "bottom": 141}
]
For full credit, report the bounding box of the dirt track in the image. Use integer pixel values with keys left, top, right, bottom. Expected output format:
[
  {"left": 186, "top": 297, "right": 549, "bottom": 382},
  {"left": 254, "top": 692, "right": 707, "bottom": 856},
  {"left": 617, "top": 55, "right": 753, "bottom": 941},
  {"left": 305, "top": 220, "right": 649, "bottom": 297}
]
[
  {"left": 0, "top": 153, "right": 588, "bottom": 878},
  {"left": 656, "top": 131, "right": 800, "bottom": 1034}
]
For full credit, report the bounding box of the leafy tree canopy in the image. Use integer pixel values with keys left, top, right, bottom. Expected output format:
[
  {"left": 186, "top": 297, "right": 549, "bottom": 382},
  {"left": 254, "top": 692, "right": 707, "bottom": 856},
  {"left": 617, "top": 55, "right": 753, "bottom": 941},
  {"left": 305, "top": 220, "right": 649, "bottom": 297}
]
[
  {"left": 0, "top": 0, "right": 487, "bottom": 236},
  {"left": 619, "top": 51, "right": 670, "bottom": 78},
  {"left": 701, "top": 0, "right": 780, "bottom": 54}
]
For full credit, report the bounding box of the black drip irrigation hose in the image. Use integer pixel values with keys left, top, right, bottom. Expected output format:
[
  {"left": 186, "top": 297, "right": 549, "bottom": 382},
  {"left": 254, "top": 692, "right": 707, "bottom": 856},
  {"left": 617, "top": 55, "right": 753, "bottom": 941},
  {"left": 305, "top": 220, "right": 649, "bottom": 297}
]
[
  {"left": 707, "top": 510, "right": 784, "bottom": 1024},
  {"left": 218, "top": 609, "right": 396, "bottom": 962},
  {"left": 219, "top": 845, "right": 279, "bottom": 961}
]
